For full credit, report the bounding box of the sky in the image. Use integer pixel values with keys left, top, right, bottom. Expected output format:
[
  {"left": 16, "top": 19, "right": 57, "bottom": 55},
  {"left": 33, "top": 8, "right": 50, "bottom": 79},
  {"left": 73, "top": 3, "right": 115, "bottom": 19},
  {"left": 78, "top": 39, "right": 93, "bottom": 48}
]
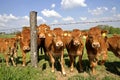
[{"left": 0, "top": 0, "right": 120, "bottom": 32}]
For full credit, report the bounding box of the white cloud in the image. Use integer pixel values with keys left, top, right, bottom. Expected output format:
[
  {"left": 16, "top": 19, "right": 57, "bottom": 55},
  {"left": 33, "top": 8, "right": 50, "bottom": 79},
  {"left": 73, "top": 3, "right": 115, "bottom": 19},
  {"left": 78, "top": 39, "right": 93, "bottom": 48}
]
[
  {"left": 53, "top": 20, "right": 58, "bottom": 23},
  {"left": 37, "top": 16, "right": 46, "bottom": 23},
  {"left": 61, "top": 0, "right": 87, "bottom": 9},
  {"left": 80, "top": 17, "right": 87, "bottom": 21},
  {"left": 23, "top": 16, "right": 29, "bottom": 21},
  {"left": 88, "top": 7, "right": 108, "bottom": 15},
  {"left": 41, "top": 9, "right": 62, "bottom": 18},
  {"left": 111, "top": 7, "right": 116, "bottom": 13},
  {"left": 62, "top": 16, "right": 74, "bottom": 21},
  {"left": 0, "top": 23, "right": 6, "bottom": 27},
  {"left": 51, "top": 4, "right": 55, "bottom": 8},
  {"left": 0, "top": 14, "right": 46, "bottom": 32},
  {"left": 114, "top": 14, "right": 120, "bottom": 18},
  {"left": 0, "top": 14, "right": 18, "bottom": 23},
  {"left": 22, "top": 16, "right": 46, "bottom": 23}
]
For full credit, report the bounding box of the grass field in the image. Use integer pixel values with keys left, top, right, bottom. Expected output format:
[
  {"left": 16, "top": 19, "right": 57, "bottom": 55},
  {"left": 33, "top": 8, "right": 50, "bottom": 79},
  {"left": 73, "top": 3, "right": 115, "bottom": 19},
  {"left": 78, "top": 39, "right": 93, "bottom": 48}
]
[{"left": 0, "top": 34, "right": 120, "bottom": 80}]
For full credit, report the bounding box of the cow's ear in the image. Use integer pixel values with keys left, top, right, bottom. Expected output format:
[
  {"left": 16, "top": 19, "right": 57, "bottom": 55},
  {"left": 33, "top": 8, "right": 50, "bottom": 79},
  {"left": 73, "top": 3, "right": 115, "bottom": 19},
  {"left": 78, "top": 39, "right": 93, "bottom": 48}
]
[
  {"left": 81, "top": 31, "right": 88, "bottom": 39},
  {"left": 16, "top": 33, "right": 23, "bottom": 40},
  {"left": 4, "top": 39, "right": 9, "bottom": 44},
  {"left": 101, "top": 30, "right": 108, "bottom": 37}
]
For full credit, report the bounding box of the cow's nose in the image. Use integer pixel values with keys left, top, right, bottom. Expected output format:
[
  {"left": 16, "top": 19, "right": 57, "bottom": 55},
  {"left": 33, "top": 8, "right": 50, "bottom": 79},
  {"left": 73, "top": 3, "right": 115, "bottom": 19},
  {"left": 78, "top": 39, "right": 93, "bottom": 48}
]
[
  {"left": 92, "top": 42, "right": 100, "bottom": 48},
  {"left": 23, "top": 46, "right": 30, "bottom": 50},
  {"left": 74, "top": 40, "right": 80, "bottom": 46},
  {"left": 39, "top": 33, "right": 45, "bottom": 38},
  {"left": 56, "top": 41, "right": 63, "bottom": 47}
]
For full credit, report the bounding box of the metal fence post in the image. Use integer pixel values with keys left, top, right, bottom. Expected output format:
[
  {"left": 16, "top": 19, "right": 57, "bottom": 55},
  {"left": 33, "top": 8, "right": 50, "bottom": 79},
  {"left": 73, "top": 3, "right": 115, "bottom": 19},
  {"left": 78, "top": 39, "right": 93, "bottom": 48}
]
[{"left": 30, "top": 11, "right": 38, "bottom": 67}]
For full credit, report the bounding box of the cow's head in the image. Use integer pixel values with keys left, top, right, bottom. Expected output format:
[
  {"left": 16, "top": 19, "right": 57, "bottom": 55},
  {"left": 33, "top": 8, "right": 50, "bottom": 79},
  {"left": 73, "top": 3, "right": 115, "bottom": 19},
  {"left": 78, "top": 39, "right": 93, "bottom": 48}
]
[
  {"left": 20, "top": 27, "right": 31, "bottom": 51},
  {"left": 87, "top": 27, "right": 107, "bottom": 49},
  {"left": 71, "top": 29, "right": 83, "bottom": 46},
  {"left": 37, "top": 24, "right": 50, "bottom": 39},
  {"left": 52, "top": 28, "right": 64, "bottom": 48},
  {"left": 8, "top": 38, "right": 17, "bottom": 51}
]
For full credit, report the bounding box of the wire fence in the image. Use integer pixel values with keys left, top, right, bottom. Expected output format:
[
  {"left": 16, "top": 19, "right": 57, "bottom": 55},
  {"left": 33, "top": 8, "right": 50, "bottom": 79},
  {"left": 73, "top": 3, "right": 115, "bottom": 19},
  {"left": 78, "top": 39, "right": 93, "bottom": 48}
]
[{"left": 0, "top": 19, "right": 120, "bottom": 33}]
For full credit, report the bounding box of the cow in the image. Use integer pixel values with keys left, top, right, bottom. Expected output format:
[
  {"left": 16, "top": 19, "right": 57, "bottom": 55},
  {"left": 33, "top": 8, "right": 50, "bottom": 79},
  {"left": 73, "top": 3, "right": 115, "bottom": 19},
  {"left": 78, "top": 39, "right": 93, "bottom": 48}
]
[
  {"left": 85, "top": 27, "right": 108, "bottom": 74},
  {"left": 63, "top": 29, "right": 84, "bottom": 72},
  {"left": 17, "top": 27, "right": 31, "bottom": 66},
  {"left": 37, "top": 24, "right": 50, "bottom": 57},
  {"left": 45, "top": 28, "right": 66, "bottom": 76},
  {"left": 105, "top": 35, "right": 120, "bottom": 58},
  {"left": 0, "top": 38, "right": 18, "bottom": 66},
  {"left": 7, "top": 38, "right": 18, "bottom": 66},
  {"left": 17, "top": 24, "right": 50, "bottom": 66}
]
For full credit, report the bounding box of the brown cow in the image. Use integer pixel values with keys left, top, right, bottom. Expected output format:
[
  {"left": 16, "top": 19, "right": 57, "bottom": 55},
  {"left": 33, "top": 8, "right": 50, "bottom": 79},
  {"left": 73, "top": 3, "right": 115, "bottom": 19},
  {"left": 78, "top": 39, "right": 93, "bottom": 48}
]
[
  {"left": 45, "top": 28, "right": 66, "bottom": 75},
  {"left": 85, "top": 27, "right": 108, "bottom": 74},
  {"left": 63, "top": 29, "right": 84, "bottom": 72},
  {"left": 17, "top": 27, "right": 31, "bottom": 66},
  {"left": 37, "top": 24, "right": 51, "bottom": 55},
  {"left": 105, "top": 35, "right": 120, "bottom": 58},
  {"left": 0, "top": 38, "right": 18, "bottom": 66},
  {"left": 17, "top": 24, "right": 50, "bottom": 66}
]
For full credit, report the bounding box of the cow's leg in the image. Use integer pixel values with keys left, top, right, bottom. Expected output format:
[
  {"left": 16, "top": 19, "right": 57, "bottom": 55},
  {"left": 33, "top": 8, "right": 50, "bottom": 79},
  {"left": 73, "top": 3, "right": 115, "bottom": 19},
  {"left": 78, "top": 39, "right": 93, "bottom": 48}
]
[
  {"left": 11, "top": 57, "right": 16, "bottom": 66},
  {"left": 118, "top": 51, "right": 120, "bottom": 58},
  {"left": 79, "top": 55, "right": 83, "bottom": 72},
  {"left": 22, "top": 50, "right": 26, "bottom": 66},
  {"left": 48, "top": 52, "right": 55, "bottom": 73},
  {"left": 88, "top": 53, "right": 97, "bottom": 75},
  {"left": 69, "top": 54, "right": 74, "bottom": 72},
  {"left": 99, "top": 51, "right": 107, "bottom": 65},
  {"left": 4, "top": 54, "right": 9, "bottom": 66},
  {"left": 60, "top": 52, "right": 66, "bottom": 76}
]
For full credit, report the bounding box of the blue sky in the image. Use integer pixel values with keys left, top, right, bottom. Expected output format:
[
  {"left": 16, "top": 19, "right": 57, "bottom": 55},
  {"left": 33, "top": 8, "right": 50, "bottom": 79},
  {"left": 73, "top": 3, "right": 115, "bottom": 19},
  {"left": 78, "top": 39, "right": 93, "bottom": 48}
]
[{"left": 0, "top": 0, "right": 120, "bottom": 32}]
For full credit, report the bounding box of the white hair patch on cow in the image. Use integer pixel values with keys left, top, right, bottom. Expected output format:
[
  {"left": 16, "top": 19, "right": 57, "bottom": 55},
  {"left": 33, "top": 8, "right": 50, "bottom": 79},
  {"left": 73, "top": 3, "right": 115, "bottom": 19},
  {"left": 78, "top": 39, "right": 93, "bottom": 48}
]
[{"left": 48, "top": 33, "right": 52, "bottom": 37}]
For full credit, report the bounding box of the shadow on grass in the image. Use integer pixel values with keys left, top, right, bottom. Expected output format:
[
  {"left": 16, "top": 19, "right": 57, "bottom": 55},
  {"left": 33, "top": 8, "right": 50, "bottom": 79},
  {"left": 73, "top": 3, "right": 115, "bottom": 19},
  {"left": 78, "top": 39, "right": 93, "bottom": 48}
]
[
  {"left": 105, "top": 61, "right": 120, "bottom": 75},
  {"left": 65, "top": 57, "right": 90, "bottom": 73}
]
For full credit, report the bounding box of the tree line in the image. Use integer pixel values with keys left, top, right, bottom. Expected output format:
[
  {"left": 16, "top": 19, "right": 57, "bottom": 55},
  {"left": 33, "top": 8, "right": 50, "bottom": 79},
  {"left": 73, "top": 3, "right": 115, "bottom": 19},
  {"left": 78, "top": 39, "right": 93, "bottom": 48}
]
[{"left": 98, "top": 25, "right": 120, "bottom": 34}]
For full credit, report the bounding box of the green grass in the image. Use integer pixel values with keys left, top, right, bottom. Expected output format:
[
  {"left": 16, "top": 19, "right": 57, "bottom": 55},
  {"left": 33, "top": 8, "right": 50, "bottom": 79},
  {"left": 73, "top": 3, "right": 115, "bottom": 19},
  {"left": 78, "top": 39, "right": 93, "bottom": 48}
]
[{"left": 0, "top": 34, "right": 120, "bottom": 80}]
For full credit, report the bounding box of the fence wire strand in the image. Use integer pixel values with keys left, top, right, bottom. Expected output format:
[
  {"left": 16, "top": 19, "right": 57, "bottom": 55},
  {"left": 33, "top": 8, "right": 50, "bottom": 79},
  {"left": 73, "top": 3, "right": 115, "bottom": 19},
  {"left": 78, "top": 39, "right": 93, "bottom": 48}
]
[{"left": 0, "top": 19, "right": 120, "bottom": 33}]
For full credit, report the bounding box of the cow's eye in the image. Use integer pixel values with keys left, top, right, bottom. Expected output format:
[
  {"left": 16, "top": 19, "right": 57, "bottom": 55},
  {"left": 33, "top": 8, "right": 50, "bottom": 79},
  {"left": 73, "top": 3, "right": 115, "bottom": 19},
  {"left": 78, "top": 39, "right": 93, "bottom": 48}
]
[
  {"left": 88, "top": 35, "right": 93, "bottom": 39},
  {"left": 45, "top": 28, "right": 49, "bottom": 32},
  {"left": 53, "top": 34, "right": 56, "bottom": 37},
  {"left": 79, "top": 35, "right": 82, "bottom": 38}
]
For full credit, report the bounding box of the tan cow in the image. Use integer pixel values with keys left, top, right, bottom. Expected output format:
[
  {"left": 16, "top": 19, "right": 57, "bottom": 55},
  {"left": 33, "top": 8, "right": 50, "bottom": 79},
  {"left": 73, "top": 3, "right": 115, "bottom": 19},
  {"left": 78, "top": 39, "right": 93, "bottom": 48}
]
[
  {"left": 105, "top": 35, "right": 120, "bottom": 58},
  {"left": 37, "top": 24, "right": 51, "bottom": 60},
  {"left": 45, "top": 28, "right": 66, "bottom": 76},
  {"left": 85, "top": 27, "right": 108, "bottom": 74},
  {"left": 63, "top": 29, "right": 84, "bottom": 72},
  {"left": 0, "top": 38, "right": 18, "bottom": 66},
  {"left": 17, "top": 27, "right": 31, "bottom": 66}
]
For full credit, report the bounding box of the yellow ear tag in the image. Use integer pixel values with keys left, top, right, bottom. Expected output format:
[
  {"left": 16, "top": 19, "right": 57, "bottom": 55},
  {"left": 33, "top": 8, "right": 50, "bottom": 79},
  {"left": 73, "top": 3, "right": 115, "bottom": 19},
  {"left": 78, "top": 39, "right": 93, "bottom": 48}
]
[
  {"left": 83, "top": 36, "right": 87, "bottom": 39},
  {"left": 64, "top": 33, "right": 67, "bottom": 36},
  {"left": 102, "top": 33, "right": 106, "bottom": 37}
]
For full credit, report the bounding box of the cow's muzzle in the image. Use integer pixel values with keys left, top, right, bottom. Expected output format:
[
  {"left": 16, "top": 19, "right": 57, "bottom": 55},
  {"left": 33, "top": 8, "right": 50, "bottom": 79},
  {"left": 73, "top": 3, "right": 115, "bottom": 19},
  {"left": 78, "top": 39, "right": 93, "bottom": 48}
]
[
  {"left": 23, "top": 46, "right": 30, "bottom": 51},
  {"left": 39, "top": 33, "right": 45, "bottom": 38},
  {"left": 92, "top": 42, "right": 100, "bottom": 48},
  {"left": 73, "top": 40, "right": 80, "bottom": 46},
  {"left": 56, "top": 41, "right": 63, "bottom": 47}
]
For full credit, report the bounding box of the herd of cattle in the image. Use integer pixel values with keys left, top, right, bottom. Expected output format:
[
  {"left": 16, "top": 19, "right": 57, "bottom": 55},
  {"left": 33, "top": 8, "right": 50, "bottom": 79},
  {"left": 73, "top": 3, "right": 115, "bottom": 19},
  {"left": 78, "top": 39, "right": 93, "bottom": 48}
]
[{"left": 0, "top": 24, "right": 120, "bottom": 75}]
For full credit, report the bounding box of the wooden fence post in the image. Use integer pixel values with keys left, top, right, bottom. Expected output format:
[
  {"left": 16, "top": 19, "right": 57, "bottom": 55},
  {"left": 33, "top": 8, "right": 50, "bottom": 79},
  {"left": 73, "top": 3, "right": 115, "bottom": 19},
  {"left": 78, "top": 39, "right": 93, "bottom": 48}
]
[{"left": 30, "top": 11, "right": 38, "bottom": 67}]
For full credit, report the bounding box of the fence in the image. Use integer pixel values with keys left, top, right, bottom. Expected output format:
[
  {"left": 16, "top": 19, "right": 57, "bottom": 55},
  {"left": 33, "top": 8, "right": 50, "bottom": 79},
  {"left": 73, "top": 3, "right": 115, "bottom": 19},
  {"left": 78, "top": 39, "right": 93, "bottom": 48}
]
[{"left": 0, "top": 18, "right": 120, "bottom": 33}]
